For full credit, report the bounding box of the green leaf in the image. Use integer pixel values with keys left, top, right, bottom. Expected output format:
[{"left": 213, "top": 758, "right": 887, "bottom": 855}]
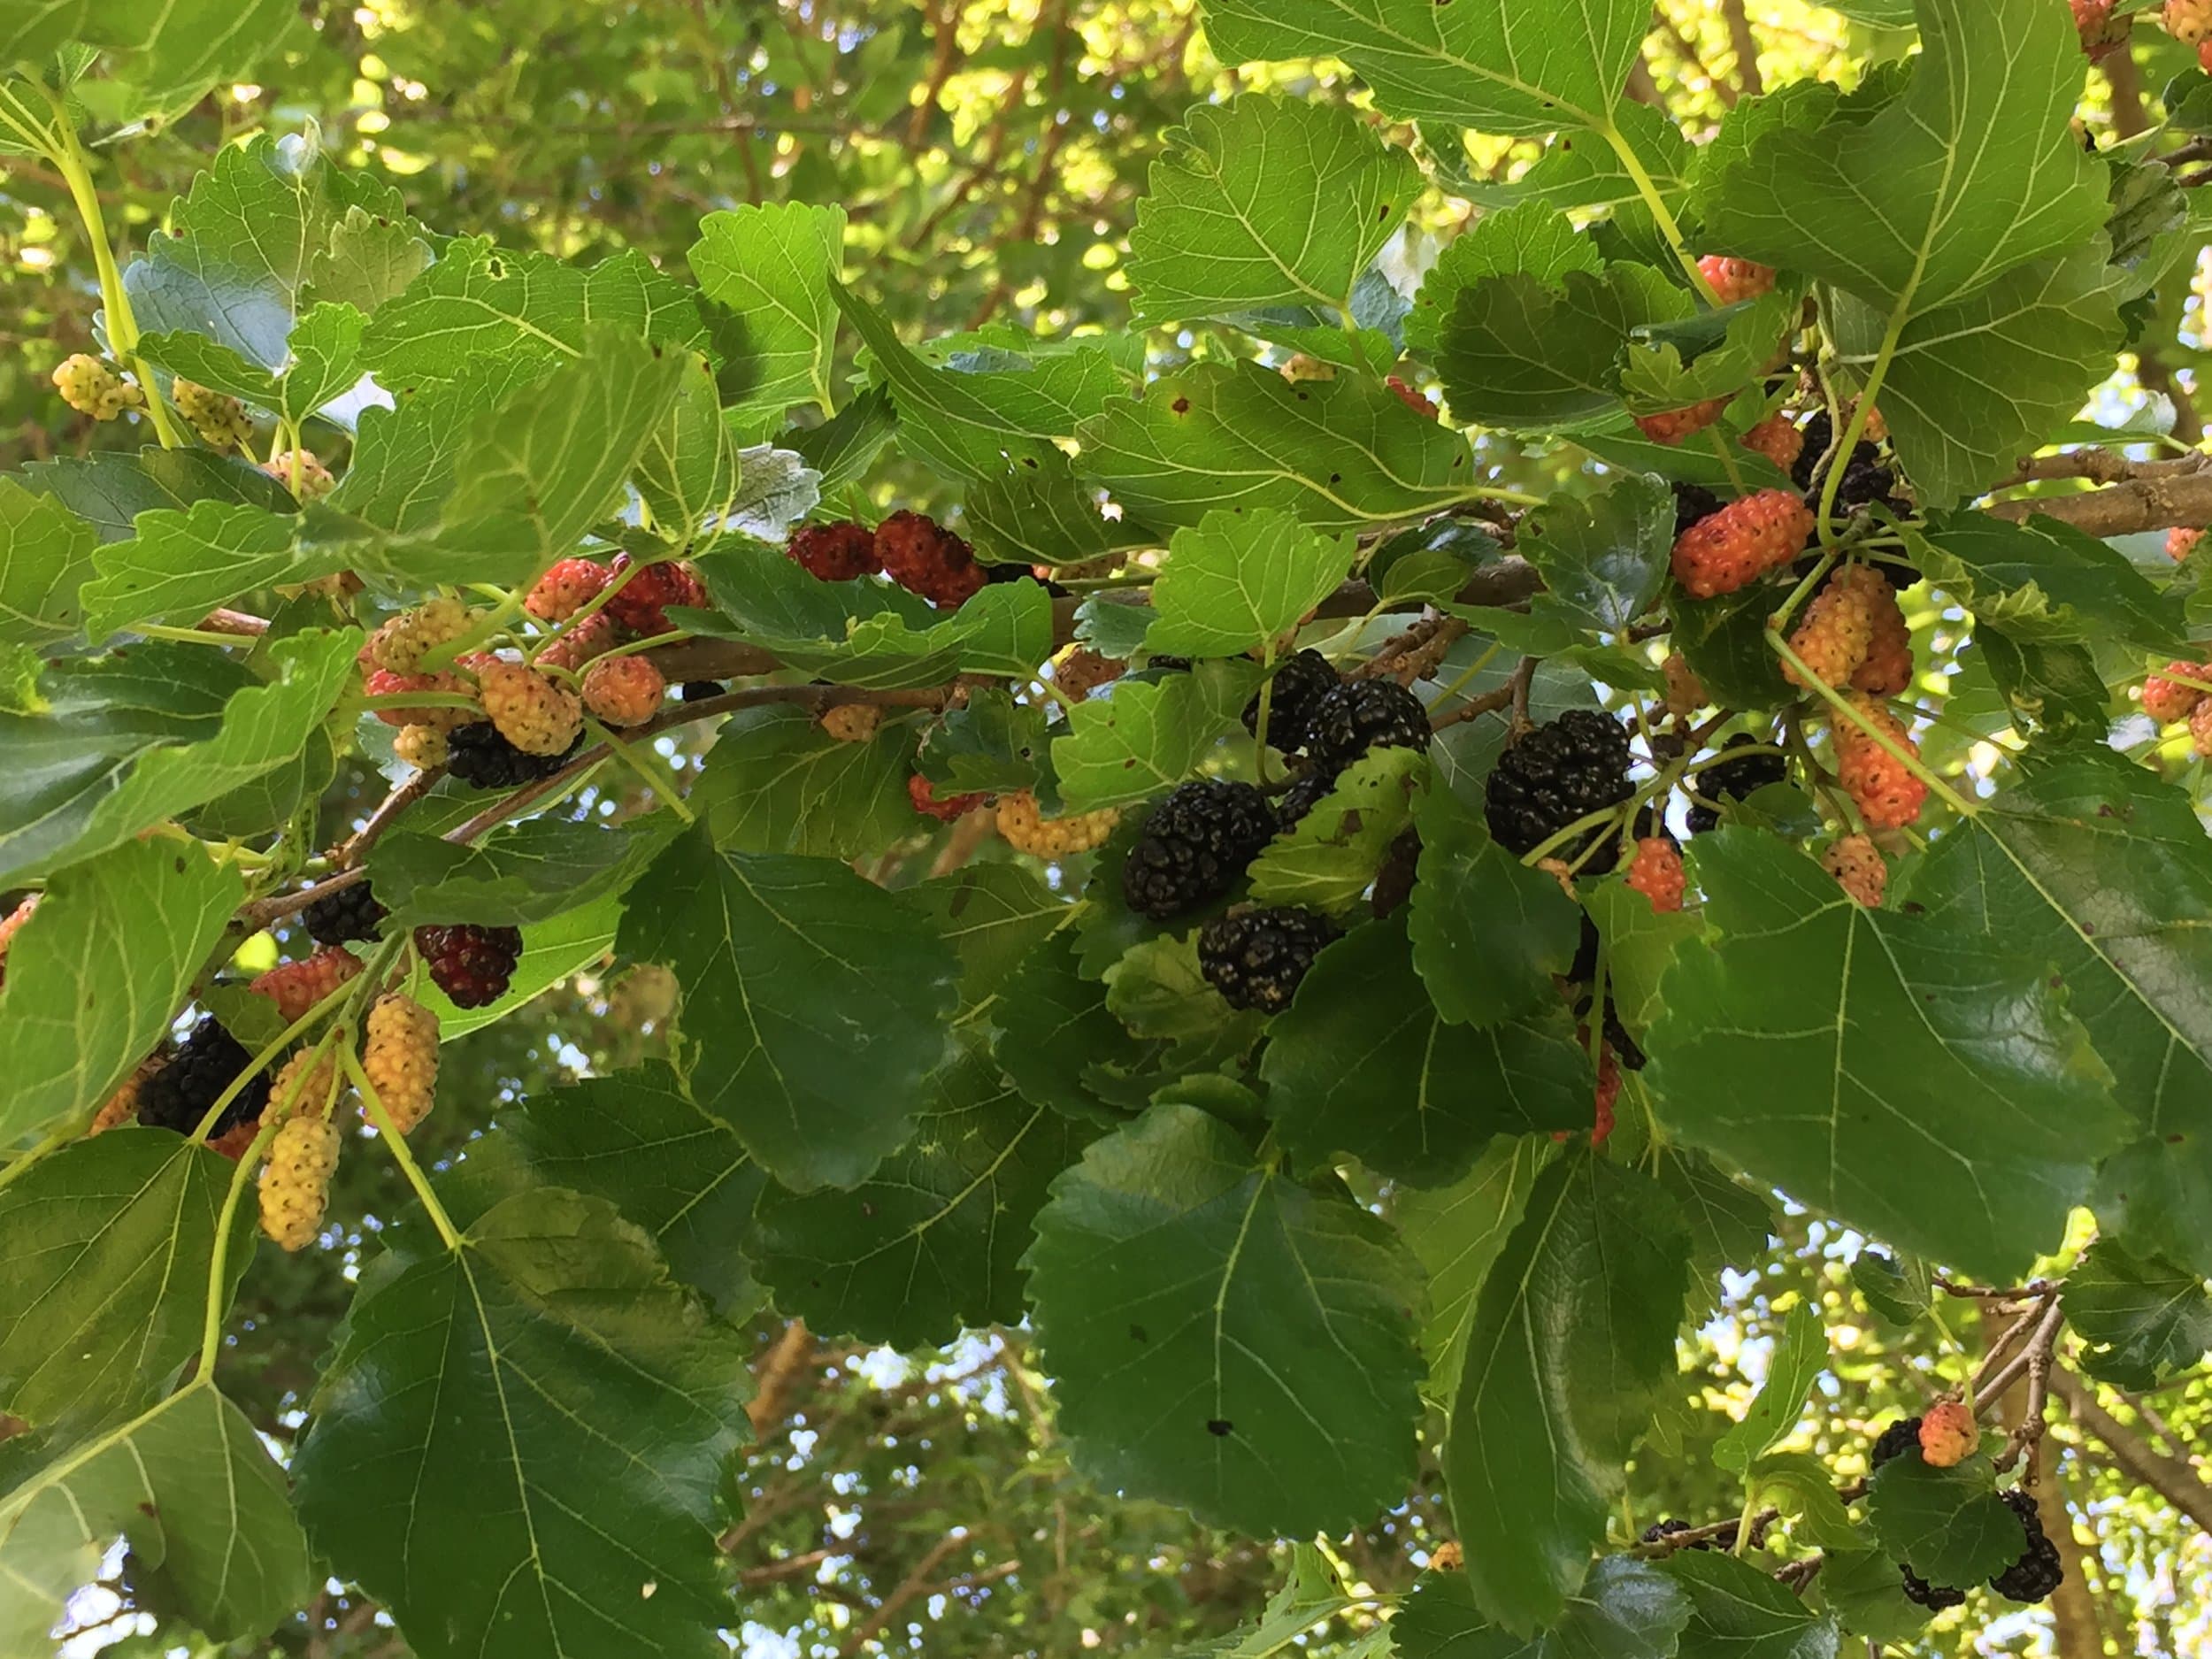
[
  {"left": 1660, "top": 1549, "right": 1841, "bottom": 1659},
  {"left": 784, "top": 384, "right": 895, "bottom": 492},
  {"left": 1128, "top": 95, "right": 1418, "bottom": 323},
  {"left": 1832, "top": 248, "right": 2125, "bottom": 506},
  {"left": 1454, "top": 104, "right": 1693, "bottom": 259},
  {"left": 1023, "top": 1101, "right": 1425, "bottom": 1536},
  {"left": 0, "top": 1382, "right": 311, "bottom": 1650},
  {"left": 1750, "top": 1450, "right": 1863, "bottom": 1553},
  {"left": 122, "top": 133, "right": 411, "bottom": 380},
  {"left": 1397, "top": 1135, "right": 1560, "bottom": 1402},
  {"left": 293, "top": 1189, "right": 751, "bottom": 1659},
  {"left": 1701, "top": 0, "right": 2104, "bottom": 319},
  {"left": 365, "top": 816, "right": 680, "bottom": 929},
  {"left": 1866, "top": 1452, "right": 2024, "bottom": 1587},
  {"left": 428, "top": 326, "right": 689, "bottom": 582},
  {"left": 693, "top": 704, "right": 916, "bottom": 856},
  {"left": 1145, "top": 508, "right": 1358, "bottom": 659},
  {"left": 0, "top": 1131, "right": 253, "bottom": 1430},
  {"left": 1646, "top": 831, "right": 2128, "bottom": 1279},
  {"left": 619, "top": 829, "right": 957, "bottom": 1190},
  {"left": 836, "top": 283, "right": 1126, "bottom": 479},
  {"left": 963, "top": 453, "right": 1161, "bottom": 569},
  {"left": 1444, "top": 1150, "right": 1690, "bottom": 1632},
  {"left": 507, "top": 1065, "right": 764, "bottom": 1318},
  {"left": 327, "top": 365, "right": 537, "bottom": 537},
  {"left": 687, "top": 201, "right": 845, "bottom": 419},
  {"left": 308, "top": 204, "right": 434, "bottom": 318},
  {"left": 1052, "top": 659, "right": 1262, "bottom": 810},
  {"left": 992, "top": 928, "right": 1174, "bottom": 1125},
  {"left": 1263, "top": 918, "right": 1594, "bottom": 1185},
  {"left": 1429, "top": 265, "right": 1655, "bottom": 431},
  {"left": 915, "top": 687, "right": 1052, "bottom": 795},
  {"left": 81, "top": 500, "right": 357, "bottom": 637},
  {"left": 1515, "top": 474, "right": 1672, "bottom": 633},
  {"left": 687, "top": 548, "right": 1052, "bottom": 687},
  {"left": 1182, "top": 1544, "right": 1371, "bottom": 1658},
  {"left": 2063, "top": 1239, "right": 2212, "bottom": 1391},
  {"left": 0, "top": 479, "right": 96, "bottom": 649},
  {"left": 1658, "top": 1150, "right": 1778, "bottom": 1317},
  {"left": 1077, "top": 362, "right": 1482, "bottom": 532},
  {"left": 1670, "top": 584, "right": 1794, "bottom": 710},
  {"left": 1247, "top": 746, "right": 1429, "bottom": 912},
  {"left": 0, "top": 627, "right": 355, "bottom": 887},
  {"left": 1851, "top": 1250, "right": 1932, "bottom": 1325},
  {"left": 1409, "top": 772, "right": 1584, "bottom": 1025},
  {"left": 1901, "top": 751, "right": 2212, "bottom": 1274},
  {"left": 1818, "top": 1547, "right": 1934, "bottom": 1644},
  {"left": 24, "top": 444, "right": 294, "bottom": 542},
  {"left": 633, "top": 352, "right": 739, "bottom": 537},
  {"left": 1200, "top": 0, "right": 1652, "bottom": 135},
  {"left": 751, "top": 1042, "right": 1093, "bottom": 1346},
  {"left": 1619, "top": 290, "right": 1796, "bottom": 416},
  {"left": 358, "top": 241, "right": 706, "bottom": 380},
  {"left": 900, "top": 864, "right": 1072, "bottom": 1014},
  {"left": 1393, "top": 1554, "right": 1692, "bottom": 1659},
  {"left": 1713, "top": 1302, "right": 1828, "bottom": 1473},
  {"left": 0, "top": 840, "right": 238, "bottom": 1141},
  {"left": 1405, "top": 202, "right": 1605, "bottom": 353},
  {"left": 1908, "top": 510, "right": 2185, "bottom": 652}
]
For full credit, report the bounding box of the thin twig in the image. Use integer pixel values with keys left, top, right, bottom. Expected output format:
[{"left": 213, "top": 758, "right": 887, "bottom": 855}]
[{"left": 1978, "top": 1296, "right": 2067, "bottom": 1410}]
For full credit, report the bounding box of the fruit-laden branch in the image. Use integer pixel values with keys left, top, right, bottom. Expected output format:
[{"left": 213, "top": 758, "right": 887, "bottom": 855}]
[
  {"left": 1985, "top": 465, "right": 2212, "bottom": 535},
  {"left": 2047, "top": 1368, "right": 2212, "bottom": 1532},
  {"left": 646, "top": 561, "right": 1546, "bottom": 685}
]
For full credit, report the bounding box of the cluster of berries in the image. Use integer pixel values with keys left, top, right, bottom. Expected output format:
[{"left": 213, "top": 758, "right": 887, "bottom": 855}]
[
  {"left": 173, "top": 378, "right": 256, "bottom": 450},
  {"left": 787, "top": 511, "right": 989, "bottom": 608},
  {"left": 2164, "top": 0, "right": 2212, "bottom": 69},
  {"left": 1242, "top": 649, "right": 1431, "bottom": 830},
  {"left": 2143, "top": 658, "right": 2212, "bottom": 755},
  {"left": 1871, "top": 1410, "right": 2064, "bottom": 1607},
  {"left": 51, "top": 354, "right": 144, "bottom": 420}
]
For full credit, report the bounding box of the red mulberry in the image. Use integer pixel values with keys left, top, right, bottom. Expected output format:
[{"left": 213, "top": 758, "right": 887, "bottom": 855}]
[
  {"left": 1697, "top": 257, "right": 1776, "bottom": 305},
  {"left": 876, "top": 510, "right": 987, "bottom": 607},
  {"left": 537, "top": 611, "right": 621, "bottom": 673},
  {"left": 1740, "top": 414, "right": 1804, "bottom": 472},
  {"left": 415, "top": 924, "right": 524, "bottom": 1009},
  {"left": 788, "top": 521, "right": 882, "bottom": 581},
  {"left": 1386, "top": 375, "right": 1438, "bottom": 419},
  {"left": 2142, "top": 662, "right": 2210, "bottom": 724},
  {"left": 909, "top": 773, "right": 989, "bottom": 822},
  {"left": 605, "top": 553, "right": 708, "bottom": 635},
  {"left": 250, "top": 945, "right": 364, "bottom": 1025}
]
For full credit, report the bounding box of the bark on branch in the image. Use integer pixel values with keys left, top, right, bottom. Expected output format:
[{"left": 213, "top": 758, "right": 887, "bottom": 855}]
[
  {"left": 2048, "top": 1367, "right": 2212, "bottom": 1532},
  {"left": 1985, "top": 470, "right": 2212, "bottom": 536}
]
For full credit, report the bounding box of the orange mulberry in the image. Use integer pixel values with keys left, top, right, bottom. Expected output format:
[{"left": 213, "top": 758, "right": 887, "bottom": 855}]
[
  {"left": 2141, "top": 662, "right": 2210, "bottom": 725},
  {"left": 788, "top": 521, "right": 882, "bottom": 581},
  {"left": 1740, "top": 414, "right": 1804, "bottom": 472},
  {"left": 1918, "top": 1402, "right": 1978, "bottom": 1469},
  {"left": 2168, "top": 527, "right": 2204, "bottom": 563},
  {"left": 537, "top": 611, "right": 621, "bottom": 673},
  {"left": 910, "top": 773, "right": 988, "bottom": 821},
  {"left": 1835, "top": 696, "right": 1928, "bottom": 830},
  {"left": 1671, "top": 489, "right": 1816, "bottom": 600},
  {"left": 580, "top": 654, "right": 666, "bottom": 727},
  {"left": 1786, "top": 568, "right": 1878, "bottom": 689},
  {"left": 819, "top": 703, "right": 884, "bottom": 743},
  {"left": 1851, "top": 576, "right": 1915, "bottom": 696},
  {"left": 1624, "top": 837, "right": 1686, "bottom": 913},
  {"left": 1634, "top": 396, "right": 1732, "bottom": 446},
  {"left": 1822, "top": 834, "right": 1886, "bottom": 907},
  {"left": 526, "top": 557, "right": 610, "bottom": 621}
]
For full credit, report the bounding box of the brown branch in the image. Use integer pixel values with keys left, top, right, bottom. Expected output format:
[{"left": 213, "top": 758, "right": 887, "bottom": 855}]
[
  {"left": 747, "top": 1317, "right": 814, "bottom": 1436},
  {"left": 1984, "top": 471, "right": 2212, "bottom": 535},
  {"left": 2047, "top": 1367, "right": 2212, "bottom": 1531},
  {"left": 1720, "top": 0, "right": 1764, "bottom": 97},
  {"left": 1977, "top": 1295, "right": 2066, "bottom": 1408},
  {"left": 334, "top": 767, "right": 447, "bottom": 869},
  {"left": 2106, "top": 49, "right": 2154, "bottom": 143},
  {"left": 1993, "top": 449, "right": 2207, "bottom": 489},
  {"left": 1427, "top": 680, "right": 1520, "bottom": 733},
  {"left": 201, "top": 607, "right": 270, "bottom": 637},
  {"left": 838, "top": 1531, "right": 969, "bottom": 1656}
]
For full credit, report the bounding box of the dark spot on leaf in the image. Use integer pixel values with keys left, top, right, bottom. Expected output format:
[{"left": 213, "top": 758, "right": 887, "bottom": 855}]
[
  {"left": 1171, "top": 396, "right": 1190, "bottom": 414},
  {"left": 1379, "top": 204, "right": 1392, "bottom": 221},
  {"left": 1129, "top": 1324, "right": 1148, "bottom": 1343},
  {"left": 1023, "top": 456, "right": 1040, "bottom": 468},
  {"left": 2170, "top": 1134, "right": 2189, "bottom": 1145},
  {"left": 1901, "top": 902, "right": 1925, "bottom": 917},
  {"left": 1206, "top": 1418, "right": 1233, "bottom": 1437},
  {"left": 1330, "top": 472, "right": 1342, "bottom": 484},
  {"left": 2081, "top": 923, "right": 2095, "bottom": 936}
]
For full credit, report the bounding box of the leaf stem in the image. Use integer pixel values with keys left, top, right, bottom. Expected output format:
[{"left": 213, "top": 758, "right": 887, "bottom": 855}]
[
  {"left": 188, "top": 966, "right": 376, "bottom": 1143},
  {"left": 1594, "top": 118, "right": 1720, "bottom": 305},
  {"left": 587, "top": 718, "right": 696, "bottom": 823},
  {"left": 42, "top": 89, "right": 183, "bottom": 449},
  {"left": 1816, "top": 310, "right": 1906, "bottom": 542},
  {"left": 1763, "top": 627, "right": 1980, "bottom": 819},
  {"left": 198, "top": 1110, "right": 285, "bottom": 1374},
  {"left": 343, "top": 1044, "right": 464, "bottom": 1250},
  {"left": 134, "top": 624, "right": 258, "bottom": 648}
]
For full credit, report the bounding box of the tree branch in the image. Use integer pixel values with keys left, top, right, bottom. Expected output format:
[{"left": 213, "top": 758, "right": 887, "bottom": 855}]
[
  {"left": 2047, "top": 1367, "right": 2212, "bottom": 1532},
  {"left": 1984, "top": 470, "right": 2212, "bottom": 535},
  {"left": 838, "top": 1531, "right": 969, "bottom": 1656}
]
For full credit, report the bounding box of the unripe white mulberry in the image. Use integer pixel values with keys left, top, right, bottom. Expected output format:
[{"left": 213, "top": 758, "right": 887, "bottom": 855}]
[
  {"left": 995, "top": 790, "right": 1121, "bottom": 856},
  {"left": 258, "top": 1115, "right": 342, "bottom": 1251},
  {"left": 479, "top": 661, "right": 583, "bottom": 756},
  {"left": 393, "top": 724, "right": 449, "bottom": 770},
  {"left": 362, "top": 993, "right": 440, "bottom": 1133}
]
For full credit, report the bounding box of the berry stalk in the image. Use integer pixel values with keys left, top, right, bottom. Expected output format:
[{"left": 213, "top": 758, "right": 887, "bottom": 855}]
[
  {"left": 342, "top": 1044, "right": 465, "bottom": 1251},
  {"left": 199, "top": 1108, "right": 288, "bottom": 1371},
  {"left": 1764, "top": 626, "right": 1978, "bottom": 819}
]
